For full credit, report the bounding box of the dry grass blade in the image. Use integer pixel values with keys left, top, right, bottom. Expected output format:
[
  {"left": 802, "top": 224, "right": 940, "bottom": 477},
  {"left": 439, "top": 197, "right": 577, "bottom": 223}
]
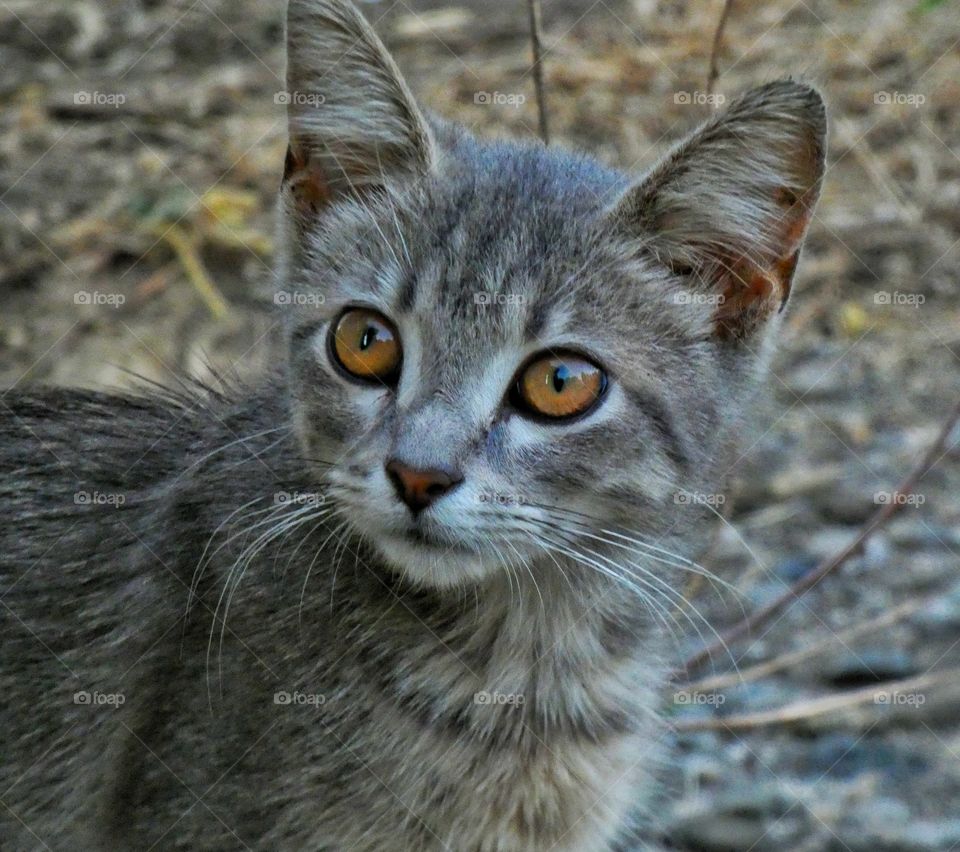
[{"left": 148, "top": 223, "right": 230, "bottom": 320}]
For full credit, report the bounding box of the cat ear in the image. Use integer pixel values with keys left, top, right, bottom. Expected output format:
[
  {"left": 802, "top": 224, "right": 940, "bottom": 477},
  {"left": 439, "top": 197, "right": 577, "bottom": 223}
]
[
  {"left": 282, "top": 0, "right": 435, "bottom": 216},
  {"left": 608, "top": 80, "right": 826, "bottom": 341}
]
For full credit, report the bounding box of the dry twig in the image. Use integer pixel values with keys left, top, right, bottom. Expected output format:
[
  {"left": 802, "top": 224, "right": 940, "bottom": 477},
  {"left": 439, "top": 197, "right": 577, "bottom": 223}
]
[
  {"left": 706, "top": 0, "right": 735, "bottom": 95},
  {"left": 684, "top": 595, "right": 932, "bottom": 693},
  {"left": 678, "top": 397, "right": 960, "bottom": 679},
  {"left": 674, "top": 667, "right": 960, "bottom": 732},
  {"left": 527, "top": 0, "right": 550, "bottom": 144}
]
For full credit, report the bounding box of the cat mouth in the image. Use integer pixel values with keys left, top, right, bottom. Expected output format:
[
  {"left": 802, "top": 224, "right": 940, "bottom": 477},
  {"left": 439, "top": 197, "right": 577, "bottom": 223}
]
[
  {"left": 365, "top": 522, "right": 504, "bottom": 588},
  {"left": 401, "top": 526, "right": 471, "bottom": 553}
]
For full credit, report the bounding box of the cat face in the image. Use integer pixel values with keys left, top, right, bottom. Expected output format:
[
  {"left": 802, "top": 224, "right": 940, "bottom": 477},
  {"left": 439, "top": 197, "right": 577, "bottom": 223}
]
[
  {"left": 285, "top": 143, "right": 709, "bottom": 587},
  {"left": 278, "top": 0, "right": 825, "bottom": 589}
]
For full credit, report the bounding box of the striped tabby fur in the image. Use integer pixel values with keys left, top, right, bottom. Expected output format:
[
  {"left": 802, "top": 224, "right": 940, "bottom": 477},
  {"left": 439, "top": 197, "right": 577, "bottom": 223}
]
[{"left": 0, "top": 1, "right": 825, "bottom": 848}]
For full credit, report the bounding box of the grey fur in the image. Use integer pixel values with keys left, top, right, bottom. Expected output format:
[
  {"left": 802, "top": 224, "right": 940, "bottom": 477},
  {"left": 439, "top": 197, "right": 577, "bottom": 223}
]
[{"left": 0, "top": 1, "right": 825, "bottom": 849}]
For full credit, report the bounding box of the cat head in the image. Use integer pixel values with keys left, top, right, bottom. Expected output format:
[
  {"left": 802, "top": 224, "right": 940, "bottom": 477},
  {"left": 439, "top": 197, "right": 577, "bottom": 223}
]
[{"left": 278, "top": 0, "right": 825, "bottom": 590}]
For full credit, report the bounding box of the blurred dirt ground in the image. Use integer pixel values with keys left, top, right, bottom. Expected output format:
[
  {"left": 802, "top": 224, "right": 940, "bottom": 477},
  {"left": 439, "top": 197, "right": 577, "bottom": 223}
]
[{"left": 2, "top": 0, "right": 960, "bottom": 848}]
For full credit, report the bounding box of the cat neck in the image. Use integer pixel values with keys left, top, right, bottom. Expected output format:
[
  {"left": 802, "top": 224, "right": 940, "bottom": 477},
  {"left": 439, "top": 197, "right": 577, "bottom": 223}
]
[{"left": 331, "top": 543, "right": 665, "bottom": 723}]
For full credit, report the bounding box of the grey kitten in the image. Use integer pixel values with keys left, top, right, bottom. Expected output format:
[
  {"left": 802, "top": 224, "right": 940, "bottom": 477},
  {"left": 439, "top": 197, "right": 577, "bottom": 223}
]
[{"left": 0, "top": 0, "right": 825, "bottom": 849}]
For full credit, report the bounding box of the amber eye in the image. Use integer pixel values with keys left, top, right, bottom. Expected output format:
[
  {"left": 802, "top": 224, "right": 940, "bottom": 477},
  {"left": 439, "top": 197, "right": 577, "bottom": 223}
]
[
  {"left": 513, "top": 353, "right": 607, "bottom": 420},
  {"left": 330, "top": 308, "right": 402, "bottom": 383}
]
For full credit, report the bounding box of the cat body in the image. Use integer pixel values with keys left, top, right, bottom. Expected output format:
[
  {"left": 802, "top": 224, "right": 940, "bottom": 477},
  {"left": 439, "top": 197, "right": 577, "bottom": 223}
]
[
  {"left": 1, "top": 385, "right": 662, "bottom": 851},
  {"left": 0, "top": 1, "right": 825, "bottom": 849}
]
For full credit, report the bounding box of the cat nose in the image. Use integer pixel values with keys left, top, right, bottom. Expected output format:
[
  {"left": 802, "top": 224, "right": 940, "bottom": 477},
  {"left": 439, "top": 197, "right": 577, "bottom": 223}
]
[{"left": 385, "top": 459, "right": 463, "bottom": 514}]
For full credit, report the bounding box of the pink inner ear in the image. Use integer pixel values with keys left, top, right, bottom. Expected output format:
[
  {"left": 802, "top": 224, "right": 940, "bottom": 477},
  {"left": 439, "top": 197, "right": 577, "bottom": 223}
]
[
  {"left": 776, "top": 185, "right": 816, "bottom": 252},
  {"left": 283, "top": 143, "right": 333, "bottom": 216},
  {"left": 715, "top": 262, "right": 778, "bottom": 341},
  {"left": 713, "top": 191, "right": 812, "bottom": 340}
]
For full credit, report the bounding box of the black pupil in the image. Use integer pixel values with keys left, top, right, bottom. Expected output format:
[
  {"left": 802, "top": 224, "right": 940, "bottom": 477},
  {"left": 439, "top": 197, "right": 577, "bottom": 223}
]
[
  {"left": 552, "top": 364, "right": 570, "bottom": 393},
  {"left": 359, "top": 326, "right": 377, "bottom": 350}
]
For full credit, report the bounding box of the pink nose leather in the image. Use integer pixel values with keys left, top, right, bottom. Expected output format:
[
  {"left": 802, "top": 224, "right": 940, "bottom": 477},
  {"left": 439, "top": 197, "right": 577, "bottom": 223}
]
[{"left": 385, "top": 460, "right": 463, "bottom": 514}]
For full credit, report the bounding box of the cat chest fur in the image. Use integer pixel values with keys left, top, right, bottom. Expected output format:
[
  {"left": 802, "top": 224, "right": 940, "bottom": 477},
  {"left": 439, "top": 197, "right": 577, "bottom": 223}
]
[{"left": 281, "top": 587, "right": 665, "bottom": 850}]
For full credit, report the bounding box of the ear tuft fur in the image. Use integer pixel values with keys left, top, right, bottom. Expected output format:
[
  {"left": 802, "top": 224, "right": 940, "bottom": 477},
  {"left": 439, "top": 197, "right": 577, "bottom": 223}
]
[
  {"left": 609, "top": 80, "right": 826, "bottom": 341},
  {"left": 283, "top": 0, "right": 435, "bottom": 216}
]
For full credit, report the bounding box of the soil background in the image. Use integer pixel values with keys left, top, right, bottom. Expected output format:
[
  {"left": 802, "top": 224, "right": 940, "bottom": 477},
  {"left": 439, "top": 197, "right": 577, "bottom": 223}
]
[{"left": 2, "top": 0, "right": 960, "bottom": 849}]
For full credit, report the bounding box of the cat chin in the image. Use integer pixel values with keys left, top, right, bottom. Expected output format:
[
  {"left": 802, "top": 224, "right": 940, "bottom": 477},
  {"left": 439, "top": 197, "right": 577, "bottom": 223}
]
[{"left": 369, "top": 532, "right": 499, "bottom": 590}]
